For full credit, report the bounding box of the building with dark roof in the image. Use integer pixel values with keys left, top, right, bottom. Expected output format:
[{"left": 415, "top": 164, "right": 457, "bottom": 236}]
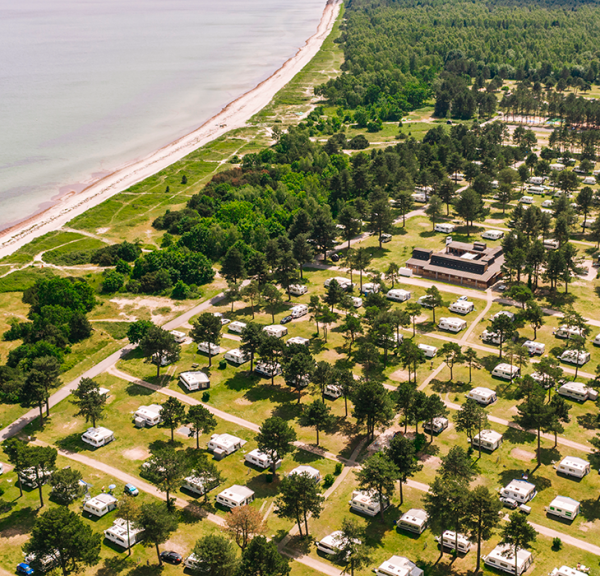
[{"left": 406, "top": 241, "right": 504, "bottom": 289}]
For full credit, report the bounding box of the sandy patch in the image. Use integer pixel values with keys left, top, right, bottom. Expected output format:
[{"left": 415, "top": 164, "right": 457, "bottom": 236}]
[
  {"left": 389, "top": 368, "right": 410, "bottom": 381},
  {"left": 163, "top": 539, "right": 187, "bottom": 555},
  {"left": 511, "top": 448, "right": 535, "bottom": 462},
  {"left": 420, "top": 455, "right": 441, "bottom": 469},
  {"left": 110, "top": 296, "right": 177, "bottom": 311},
  {"left": 0, "top": 527, "right": 28, "bottom": 546},
  {"left": 123, "top": 448, "right": 150, "bottom": 461},
  {"left": 579, "top": 521, "right": 598, "bottom": 532},
  {"left": 418, "top": 222, "right": 430, "bottom": 228},
  {"left": 62, "top": 420, "right": 79, "bottom": 431},
  {"left": 96, "top": 228, "right": 109, "bottom": 234},
  {"left": 235, "top": 398, "right": 252, "bottom": 406},
  {"left": 507, "top": 406, "right": 519, "bottom": 416}
]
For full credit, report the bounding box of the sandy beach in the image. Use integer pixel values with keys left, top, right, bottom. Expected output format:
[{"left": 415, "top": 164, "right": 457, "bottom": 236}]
[{"left": 0, "top": 0, "right": 342, "bottom": 260}]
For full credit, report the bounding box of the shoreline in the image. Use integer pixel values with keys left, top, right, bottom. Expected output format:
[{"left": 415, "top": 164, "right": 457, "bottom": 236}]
[{"left": 0, "top": 0, "right": 342, "bottom": 260}]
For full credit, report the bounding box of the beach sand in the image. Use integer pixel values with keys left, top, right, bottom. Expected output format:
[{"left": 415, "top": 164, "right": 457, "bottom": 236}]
[{"left": 0, "top": 0, "right": 342, "bottom": 259}]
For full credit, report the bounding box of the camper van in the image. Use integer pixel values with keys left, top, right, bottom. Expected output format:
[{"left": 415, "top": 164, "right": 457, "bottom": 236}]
[
  {"left": 557, "top": 456, "right": 590, "bottom": 478},
  {"left": 289, "top": 284, "right": 308, "bottom": 296},
  {"left": 449, "top": 301, "right": 474, "bottom": 314},
  {"left": 548, "top": 496, "right": 580, "bottom": 520},
  {"left": 553, "top": 325, "right": 585, "bottom": 339},
  {"left": 438, "top": 531, "right": 472, "bottom": 554},
  {"left": 216, "top": 485, "right": 255, "bottom": 508},
  {"left": 245, "top": 449, "right": 281, "bottom": 470},
  {"left": 466, "top": 387, "right": 497, "bottom": 405},
  {"left": 386, "top": 289, "right": 412, "bottom": 302},
  {"left": 481, "top": 329, "right": 504, "bottom": 344},
  {"left": 483, "top": 544, "right": 533, "bottom": 575},
  {"left": 224, "top": 349, "right": 249, "bottom": 365},
  {"left": 83, "top": 494, "right": 117, "bottom": 518},
  {"left": 179, "top": 371, "right": 210, "bottom": 391},
  {"left": 207, "top": 434, "right": 246, "bottom": 458},
  {"left": 423, "top": 417, "right": 449, "bottom": 434},
  {"left": 324, "top": 384, "right": 343, "bottom": 399},
  {"left": 228, "top": 321, "right": 247, "bottom": 334},
  {"left": 104, "top": 518, "right": 144, "bottom": 549},
  {"left": 434, "top": 223, "right": 455, "bottom": 234},
  {"left": 289, "top": 465, "right": 321, "bottom": 482},
  {"left": 81, "top": 427, "right": 114, "bottom": 448},
  {"left": 558, "top": 382, "right": 598, "bottom": 402},
  {"left": 481, "top": 230, "right": 504, "bottom": 240},
  {"left": 375, "top": 556, "right": 424, "bottom": 576},
  {"left": 255, "top": 362, "right": 282, "bottom": 378},
  {"left": 500, "top": 479, "right": 537, "bottom": 504},
  {"left": 492, "top": 363, "right": 520, "bottom": 380},
  {"left": 287, "top": 336, "right": 310, "bottom": 347},
  {"left": 472, "top": 429, "right": 503, "bottom": 451},
  {"left": 324, "top": 277, "right": 353, "bottom": 290},
  {"left": 438, "top": 318, "right": 467, "bottom": 333},
  {"left": 417, "top": 344, "right": 437, "bottom": 358},
  {"left": 397, "top": 509, "right": 429, "bottom": 534},
  {"left": 263, "top": 325, "right": 288, "bottom": 338},
  {"left": 197, "top": 342, "right": 220, "bottom": 356},
  {"left": 290, "top": 304, "right": 308, "bottom": 318},
  {"left": 522, "top": 340, "right": 545, "bottom": 355},
  {"left": 183, "top": 475, "right": 215, "bottom": 497},
  {"left": 170, "top": 330, "right": 186, "bottom": 343},
  {"left": 349, "top": 490, "right": 389, "bottom": 517},
  {"left": 558, "top": 350, "right": 590, "bottom": 366},
  {"left": 544, "top": 239, "right": 560, "bottom": 250},
  {"left": 519, "top": 196, "right": 534, "bottom": 204},
  {"left": 134, "top": 405, "right": 162, "bottom": 427}
]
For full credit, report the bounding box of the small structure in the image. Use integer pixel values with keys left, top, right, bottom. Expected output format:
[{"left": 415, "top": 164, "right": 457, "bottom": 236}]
[
  {"left": 417, "top": 344, "right": 437, "bottom": 358},
  {"left": 228, "top": 321, "right": 247, "bottom": 334},
  {"left": 483, "top": 544, "right": 533, "bottom": 575},
  {"left": 558, "top": 350, "right": 590, "bottom": 366},
  {"left": 492, "top": 363, "right": 520, "bottom": 380},
  {"left": 184, "top": 555, "right": 202, "bottom": 571},
  {"left": 554, "top": 325, "right": 584, "bottom": 339},
  {"left": 324, "top": 277, "right": 353, "bottom": 290},
  {"left": 216, "top": 485, "right": 255, "bottom": 508},
  {"left": 550, "top": 163, "right": 566, "bottom": 171},
  {"left": 287, "top": 336, "right": 310, "bottom": 347},
  {"left": 519, "top": 196, "right": 534, "bottom": 204},
  {"left": 438, "top": 317, "right": 467, "bottom": 333},
  {"left": 207, "top": 433, "right": 246, "bottom": 459},
  {"left": 500, "top": 479, "right": 537, "bottom": 504},
  {"left": 262, "top": 325, "right": 288, "bottom": 338},
  {"left": 290, "top": 304, "right": 308, "bottom": 318},
  {"left": 544, "top": 239, "right": 560, "bottom": 250},
  {"left": 349, "top": 490, "right": 389, "bottom": 517},
  {"left": 375, "top": 556, "right": 424, "bottom": 576},
  {"left": 245, "top": 449, "right": 281, "bottom": 470},
  {"left": 558, "top": 382, "right": 598, "bottom": 402},
  {"left": 104, "top": 518, "right": 144, "bottom": 549},
  {"left": 386, "top": 289, "right": 412, "bottom": 302},
  {"left": 399, "top": 267, "right": 412, "bottom": 277},
  {"left": 289, "top": 284, "right": 308, "bottom": 296},
  {"left": 397, "top": 509, "right": 428, "bottom": 534},
  {"left": 557, "top": 456, "right": 590, "bottom": 478},
  {"left": 548, "top": 496, "right": 580, "bottom": 520},
  {"left": 449, "top": 301, "right": 474, "bottom": 314},
  {"left": 255, "top": 362, "right": 282, "bottom": 378},
  {"left": 482, "top": 329, "right": 503, "bottom": 344},
  {"left": 550, "top": 567, "right": 588, "bottom": 576},
  {"left": 362, "top": 282, "right": 380, "bottom": 295},
  {"left": 351, "top": 296, "right": 363, "bottom": 308},
  {"left": 423, "top": 417, "right": 449, "bottom": 434},
  {"left": 18, "top": 466, "right": 52, "bottom": 488},
  {"left": 472, "top": 429, "right": 503, "bottom": 451},
  {"left": 170, "top": 330, "right": 186, "bottom": 343},
  {"left": 81, "top": 427, "right": 114, "bottom": 448},
  {"left": 179, "top": 371, "right": 210, "bottom": 391},
  {"left": 583, "top": 176, "right": 596, "bottom": 185},
  {"left": 83, "top": 493, "right": 117, "bottom": 518},
  {"left": 289, "top": 465, "right": 321, "bottom": 482},
  {"left": 434, "top": 223, "right": 455, "bottom": 233},
  {"left": 183, "top": 475, "right": 215, "bottom": 497},
  {"left": 316, "top": 531, "right": 348, "bottom": 555},
  {"left": 324, "top": 384, "right": 343, "bottom": 399},
  {"left": 491, "top": 310, "right": 515, "bottom": 321},
  {"left": 466, "top": 387, "right": 497, "bottom": 405},
  {"left": 197, "top": 342, "right": 220, "bottom": 355},
  {"left": 439, "top": 531, "right": 471, "bottom": 553},
  {"left": 134, "top": 404, "right": 162, "bottom": 428},
  {"left": 522, "top": 340, "right": 545, "bottom": 355},
  {"left": 224, "top": 349, "right": 248, "bottom": 365},
  {"left": 482, "top": 230, "right": 504, "bottom": 240}
]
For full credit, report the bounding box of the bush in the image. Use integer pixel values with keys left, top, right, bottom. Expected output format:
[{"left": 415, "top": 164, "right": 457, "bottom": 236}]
[
  {"left": 413, "top": 433, "right": 426, "bottom": 453},
  {"left": 323, "top": 474, "right": 335, "bottom": 488},
  {"left": 552, "top": 537, "right": 562, "bottom": 551},
  {"left": 202, "top": 391, "right": 210, "bottom": 402},
  {"left": 219, "top": 359, "right": 227, "bottom": 370},
  {"left": 334, "top": 462, "right": 343, "bottom": 475},
  {"left": 347, "top": 135, "right": 369, "bottom": 150}
]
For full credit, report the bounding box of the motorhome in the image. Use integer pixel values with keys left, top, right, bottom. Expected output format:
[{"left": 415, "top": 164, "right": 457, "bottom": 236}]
[
  {"left": 324, "top": 277, "right": 353, "bottom": 290},
  {"left": 255, "top": 362, "right": 282, "bottom": 378},
  {"left": 492, "top": 363, "right": 520, "bottom": 380},
  {"left": 449, "top": 301, "right": 474, "bottom": 314},
  {"left": 262, "top": 325, "right": 288, "bottom": 338},
  {"left": 83, "top": 494, "right": 117, "bottom": 518},
  {"left": 519, "top": 196, "right": 534, "bottom": 204},
  {"left": 438, "top": 318, "right": 467, "bottom": 333},
  {"left": 482, "top": 329, "right": 504, "bottom": 344},
  {"left": 548, "top": 496, "right": 580, "bottom": 520},
  {"left": 386, "top": 289, "right": 412, "bottom": 302},
  {"left": 81, "top": 427, "right": 114, "bottom": 448},
  {"left": 558, "top": 382, "right": 598, "bottom": 402},
  {"left": 417, "top": 344, "right": 437, "bottom": 358},
  {"left": 491, "top": 311, "right": 515, "bottom": 322},
  {"left": 170, "top": 330, "right": 186, "bottom": 343},
  {"left": 228, "top": 321, "right": 247, "bottom": 334},
  {"left": 362, "top": 282, "right": 380, "bottom": 295},
  {"left": 290, "top": 304, "right": 308, "bottom": 318},
  {"left": 349, "top": 490, "right": 389, "bottom": 517},
  {"left": 544, "top": 239, "right": 560, "bottom": 250},
  {"left": 466, "top": 387, "right": 497, "bottom": 405},
  {"left": 289, "top": 465, "right": 321, "bottom": 482},
  {"left": 557, "top": 456, "right": 590, "bottom": 478},
  {"left": 324, "top": 384, "right": 343, "bottom": 399},
  {"left": 500, "top": 480, "right": 537, "bottom": 504},
  {"left": 179, "top": 371, "right": 210, "bottom": 391},
  {"left": 397, "top": 509, "right": 429, "bottom": 534},
  {"left": 375, "top": 556, "right": 424, "bottom": 576},
  {"left": 423, "top": 417, "right": 449, "bottom": 434},
  {"left": 483, "top": 544, "right": 533, "bottom": 575},
  {"left": 197, "top": 342, "right": 220, "bottom": 356},
  {"left": 481, "top": 230, "right": 504, "bottom": 240},
  {"left": 245, "top": 449, "right": 281, "bottom": 470},
  {"left": 558, "top": 350, "right": 590, "bottom": 366},
  {"left": 207, "top": 434, "right": 246, "bottom": 458},
  {"left": 472, "top": 429, "right": 503, "bottom": 451},
  {"left": 352, "top": 296, "right": 363, "bottom": 308},
  {"left": 554, "top": 325, "right": 586, "bottom": 340},
  {"left": 216, "top": 485, "right": 255, "bottom": 508},
  {"left": 104, "top": 518, "right": 144, "bottom": 549},
  {"left": 434, "top": 223, "right": 455, "bottom": 234},
  {"left": 287, "top": 336, "right": 310, "bottom": 347},
  {"left": 522, "top": 340, "right": 545, "bottom": 355},
  {"left": 224, "top": 349, "right": 249, "bottom": 365},
  {"left": 289, "top": 284, "right": 308, "bottom": 296},
  {"left": 439, "top": 531, "right": 472, "bottom": 554},
  {"left": 183, "top": 475, "right": 215, "bottom": 496},
  {"left": 134, "top": 404, "right": 162, "bottom": 428}
]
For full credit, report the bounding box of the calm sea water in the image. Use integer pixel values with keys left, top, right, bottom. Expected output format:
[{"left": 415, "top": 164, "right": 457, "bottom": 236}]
[{"left": 0, "top": 0, "right": 327, "bottom": 230}]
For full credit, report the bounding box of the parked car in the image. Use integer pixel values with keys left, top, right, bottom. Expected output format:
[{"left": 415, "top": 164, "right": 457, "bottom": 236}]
[
  {"left": 160, "top": 551, "right": 183, "bottom": 564},
  {"left": 496, "top": 283, "right": 507, "bottom": 292},
  {"left": 330, "top": 253, "right": 340, "bottom": 262},
  {"left": 124, "top": 483, "right": 139, "bottom": 497},
  {"left": 380, "top": 233, "right": 392, "bottom": 243},
  {"left": 500, "top": 496, "right": 518, "bottom": 509},
  {"left": 280, "top": 316, "right": 293, "bottom": 325},
  {"left": 17, "top": 564, "right": 34, "bottom": 575}
]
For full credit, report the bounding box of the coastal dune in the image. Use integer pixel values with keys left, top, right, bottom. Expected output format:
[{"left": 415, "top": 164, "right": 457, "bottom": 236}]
[{"left": 0, "top": 0, "right": 342, "bottom": 259}]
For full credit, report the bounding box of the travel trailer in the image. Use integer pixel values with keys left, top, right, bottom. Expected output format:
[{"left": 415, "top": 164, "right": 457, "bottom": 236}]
[
  {"left": 224, "top": 349, "right": 248, "bottom": 365},
  {"left": 262, "top": 325, "right": 288, "bottom": 338},
  {"left": 522, "top": 340, "right": 545, "bottom": 355},
  {"left": 287, "top": 336, "right": 310, "bottom": 346},
  {"left": 104, "top": 518, "right": 144, "bottom": 549},
  {"left": 197, "top": 342, "right": 220, "bottom": 356},
  {"left": 528, "top": 186, "right": 545, "bottom": 194},
  {"left": 542, "top": 199, "right": 554, "bottom": 208},
  {"left": 492, "top": 363, "right": 520, "bottom": 380},
  {"left": 550, "top": 163, "right": 566, "bottom": 171},
  {"left": 483, "top": 544, "right": 533, "bottom": 575},
  {"left": 386, "top": 289, "right": 412, "bottom": 302},
  {"left": 170, "top": 330, "right": 186, "bottom": 343},
  {"left": 438, "top": 531, "right": 472, "bottom": 554},
  {"left": 594, "top": 333, "right": 600, "bottom": 346},
  {"left": 289, "top": 465, "right": 321, "bottom": 482},
  {"left": 438, "top": 317, "right": 467, "bottom": 333},
  {"left": 491, "top": 310, "right": 515, "bottom": 321},
  {"left": 417, "top": 344, "right": 437, "bottom": 358},
  {"left": 449, "top": 301, "right": 474, "bottom": 314},
  {"left": 482, "top": 329, "right": 504, "bottom": 344},
  {"left": 500, "top": 480, "right": 537, "bottom": 504},
  {"left": 491, "top": 179, "right": 499, "bottom": 188},
  {"left": 548, "top": 496, "right": 580, "bottom": 520},
  {"left": 550, "top": 567, "right": 588, "bottom": 576},
  {"left": 557, "top": 456, "right": 590, "bottom": 478},
  {"left": 316, "top": 531, "right": 359, "bottom": 555},
  {"left": 216, "top": 485, "right": 255, "bottom": 508},
  {"left": 324, "top": 277, "right": 353, "bottom": 290},
  {"left": 81, "top": 427, "right": 114, "bottom": 448},
  {"left": 349, "top": 490, "right": 389, "bottom": 517},
  {"left": 423, "top": 417, "right": 449, "bottom": 434},
  {"left": 362, "top": 282, "right": 380, "bottom": 295},
  {"left": 558, "top": 381, "right": 598, "bottom": 402},
  {"left": 472, "top": 429, "right": 503, "bottom": 451},
  {"left": 245, "top": 449, "right": 281, "bottom": 470},
  {"left": 179, "top": 371, "right": 210, "bottom": 391},
  {"left": 255, "top": 362, "right": 282, "bottom": 378},
  {"left": 324, "top": 384, "right": 343, "bottom": 399},
  {"left": 228, "top": 321, "right": 247, "bottom": 334},
  {"left": 289, "top": 284, "right": 308, "bottom": 296},
  {"left": 207, "top": 433, "right": 246, "bottom": 458},
  {"left": 397, "top": 509, "right": 429, "bottom": 534},
  {"left": 183, "top": 475, "right": 215, "bottom": 497},
  {"left": 466, "top": 387, "right": 497, "bottom": 405},
  {"left": 530, "top": 371, "right": 552, "bottom": 388},
  {"left": 18, "top": 466, "right": 52, "bottom": 488},
  {"left": 399, "top": 267, "right": 413, "bottom": 277},
  {"left": 434, "top": 223, "right": 455, "bottom": 234},
  {"left": 290, "top": 304, "right": 308, "bottom": 318},
  {"left": 519, "top": 196, "right": 534, "bottom": 204},
  {"left": 418, "top": 295, "right": 434, "bottom": 308},
  {"left": 529, "top": 176, "right": 544, "bottom": 185},
  {"left": 583, "top": 176, "right": 596, "bottom": 185},
  {"left": 481, "top": 230, "right": 504, "bottom": 240},
  {"left": 352, "top": 296, "right": 363, "bottom": 308},
  {"left": 544, "top": 239, "right": 560, "bottom": 250},
  {"left": 375, "top": 556, "right": 424, "bottom": 576},
  {"left": 134, "top": 404, "right": 162, "bottom": 428},
  {"left": 553, "top": 325, "right": 584, "bottom": 339},
  {"left": 83, "top": 494, "right": 117, "bottom": 518},
  {"left": 412, "top": 193, "right": 428, "bottom": 203},
  {"left": 558, "top": 350, "right": 590, "bottom": 366}
]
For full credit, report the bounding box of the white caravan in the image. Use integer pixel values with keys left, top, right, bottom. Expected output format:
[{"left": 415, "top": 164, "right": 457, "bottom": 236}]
[
  {"left": 544, "top": 239, "right": 560, "bottom": 250},
  {"left": 324, "top": 384, "right": 343, "bottom": 399},
  {"left": 183, "top": 475, "right": 215, "bottom": 497},
  {"left": 548, "top": 496, "right": 580, "bottom": 520},
  {"left": 472, "top": 429, "right": 503, "bottom": 451},
  {"left": 558, "top": 350, "right": 590, "bottom": 365},
  {"left": 316, "top": 531, "right": 360, "bottom": 555},
  {"left": 375, "top": 556, "right": 424, "bottom": 576},
  {"left": 81, "top": 427, "right": 114, "bottom": 448},
  {"left": 492, "top": 363, "right": 520, "bottom": 380},
  {"left": 594, "top": 333, "right": 600, "bottom": 346},
  {"left": 289, "top": 284, "right": 308, "bottom": 296},
  {"left": 228, "top": 321, "right": 247, "bottom": 334},
  {"left": 554, "top": 325, "right": 584, "bottom": 339},
  {"left": 423, "top": 417, "right": 449, "bottom": 434},
  {"left": 290, "top": 304, "right": 308, "bottom": 318},
  {"left": 434, "top": 223, "right": 455, "bottom": 233},
  {"left": 550, "top": 567, "right": 588, "bottom": 576},
  {"left": 519, "top": 196, "right": 534, "bottom": 204},
  {"left": 500, "top": 479, "right": 537, "bottom": 504},
  {"left": 170, "top": 330, "right": 186, "bottom": 343},
  {"left": 104, "top": 518, "right": 144, "bottom": 549},
  {"left": 522, "top": 340, "right": 545, "bottom": 355},
  {"left": 349, "top": 490, "right": 389, "bottom": 517},
  {"left": 289, "top": 465, "right": 321, "bottom": 482},
  {"left": 558, "top": 381, "right": 598, "bottom": 402},
  {"left": 362, "top": 282, "right": 380, "bottom": 295},
  {"left": 83, "top": 494, "right": 117, "bottom": 518},
  {"left": 482, "top": 329, "right": 504, "bottom": 344},
  {"left": 245, "top": 449, "right": 281, "bottom": 470},
  {"left": 449, "top": 301, "right": 474, "bottom": 314},
  {"left": 179, "top": 371, "right": 210, "bottom": 391},
  {"left": 397, "top": 509, "right": 429, "bottom": 534},
  {"left": 438, "top": 317, "right": 467, "bottom": 333},
  {"left": 324, "top": 277, "right": 353, "bottom": 290},
  {"left": 134, "top": 404, "right": 163, "bottom": 427},
  {"left": 386, "top": 289, "right": 412, "bottom": 302},
  {"left": 466, "top": 387, "right": 497, "bottom": 405},
  {"left": 557, "top": 456, "right": 590, "bottom": 478},
  {"left": 207, "top": 433, "right": 246, "bottom": 458},
  {"left": 262, "top": 325, "right": 288, "bottom": 338},
  {"left": 224, "top": 349, "right": 249, "bottom": 365},
  {"left": 197, "top": 342, "right": 220, "bottom": 355},
  {"left": 255, "top": 362, "right": 282, "bottom": 378},
  {"left": 483, "top": 544, "right": 533, "bottom": 575},
  {"left": 216, "top": 485, "right": 255, "bottom": 508},
  {"left": 287, "top": 336, "right": 310, "bottom": 347},
  {"left": 417, "top": 344, "right": 437, "bottom": 358},
  {"left": 439, "top": 531, "right": 472, "bottom": 554},
  {"left": 491, "top": 310, "right": 515, "bottom": 321},
  {"left": 481, "top": 230, "right": 504, "bottom": 240}
]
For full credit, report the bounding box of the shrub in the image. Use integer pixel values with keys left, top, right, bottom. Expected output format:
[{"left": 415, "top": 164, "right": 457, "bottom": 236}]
[
  {"left": 202, "top": 392, "right": 210, "bottom": 402},
  {"left": 552, "top": 537, "right": 562, "bottom": 550},
  {"left": 323, "top": 474, "right": 335, "bottom": 488},
  {"left": 334, "top": 462, "right": 343, "bottom": 475},
  {"left": 219, "top": 360, "right": 227, "bottom": 370}
]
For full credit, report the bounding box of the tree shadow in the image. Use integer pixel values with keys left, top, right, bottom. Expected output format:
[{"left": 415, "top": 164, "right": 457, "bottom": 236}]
[
  {"left": 179, "top": 501, "right": 213, "bottom": 523},
  {"left": 579, "top": 498, "right": 600, "bottom": 521},
  {"left": 480, "top": 354, "right": 501, "bottom": 372},
  {"left": 125, "top": 382, "right": 155, "bottom": 397},
  {"left": 503, "top": 426, "right": 535, "bottom": 445},
  {"left": 577, "top": 413, "right": 600, "bottom": 430},
  {"left": 543, "top": 290, "right": 576, "bottom": 309},
  {"left": 56, "top": 433, "right": 89, "bottom": 454},
  {"left": 0, "top": 505, "right": 37, "bottom": 533},
  {"left": 497, "top": 468, "right": 552, "bottom": 493},
  {"left": 539, "top": 446, "right": 562, "bottom": 466},
  {"left": 419, "top": 230, "right": 437, "bottom": 238},
  {"left": 430, "top": 378, "right": 470, "bottom": 395},
  {"left": 95, "top": 556, "right": 132, "bottom": 576},
  {"left": 148, "top": 438, "right": 183, "bottom": 452},
  {"left": 124, "top": 564, "right": 164, "bottom": 576}
]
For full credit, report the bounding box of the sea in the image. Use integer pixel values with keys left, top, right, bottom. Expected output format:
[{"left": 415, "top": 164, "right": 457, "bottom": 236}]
[{"left": 0, "top": 0, "right": 328, "bottom": 230}]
